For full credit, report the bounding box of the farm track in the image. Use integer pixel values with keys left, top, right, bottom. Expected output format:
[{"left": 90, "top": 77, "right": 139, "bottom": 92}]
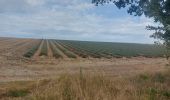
[
  {"left": 33, "top": 40, "right": 44, "bottom": 59},
  {"left": 47, "top": 40, "right": 53, "bottom": 58}
]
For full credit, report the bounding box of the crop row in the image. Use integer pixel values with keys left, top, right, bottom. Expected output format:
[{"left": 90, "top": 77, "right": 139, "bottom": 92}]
[
  {"left": 23, "top": 40, "right": 42, "bottom": 58},
  {"left": 49, "top": 41, "right": 63, "bottom": 58},
  {"left": 58, "top": 40, "right": 165, "bottom": 58},
  {"left": 56, "top": 41, "right": 88, "bottom": 58},
  {"left": 57, "top": 40, "right": 109, "bottom": 58},
  {"left": 53, "top": 41, "right": 77, "bottom": 58},
  {"left": 39, "top": 40, "right": 48, "bottom": 56},
  {"left": 24, "top": 39, "right": 165, "bottom": 59}
]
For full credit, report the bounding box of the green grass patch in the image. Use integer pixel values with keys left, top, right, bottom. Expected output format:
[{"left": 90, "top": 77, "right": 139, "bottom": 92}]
[{"left": 6, "top": 89, "right": 30, "bottom": 97}]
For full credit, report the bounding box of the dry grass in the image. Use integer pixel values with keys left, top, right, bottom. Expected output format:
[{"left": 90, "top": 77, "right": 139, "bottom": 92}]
[{"left": 0, "top": 68, "right": 170, "bottom": 100}]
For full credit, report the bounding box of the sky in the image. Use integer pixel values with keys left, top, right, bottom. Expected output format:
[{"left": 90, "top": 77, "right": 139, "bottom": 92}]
[{"left": 0, "top": 0, "right": 157, "bottom": 43}]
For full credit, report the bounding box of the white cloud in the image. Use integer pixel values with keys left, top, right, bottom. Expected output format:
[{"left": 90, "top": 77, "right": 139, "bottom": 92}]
[{"left": 0, "top": 0, "right": 155, "bottom": 43}]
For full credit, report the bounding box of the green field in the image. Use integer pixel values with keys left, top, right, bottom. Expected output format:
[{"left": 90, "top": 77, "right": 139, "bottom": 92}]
[
  {"left": 24, "top": 39, "right": 166, "bottom": 58},
  {"left": 57, "top": 40, "right": 165, "bottom": 58}
]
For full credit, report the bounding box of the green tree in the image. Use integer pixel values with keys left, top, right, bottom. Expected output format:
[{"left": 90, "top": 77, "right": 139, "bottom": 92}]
[{"left": 92, "top": 0, "right": 170, "bottom": 58}]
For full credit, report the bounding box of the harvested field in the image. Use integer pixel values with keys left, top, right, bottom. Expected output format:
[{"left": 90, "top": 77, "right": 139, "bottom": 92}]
[{"left": 0, "top": 37, "right": 169, "bottom": 100}]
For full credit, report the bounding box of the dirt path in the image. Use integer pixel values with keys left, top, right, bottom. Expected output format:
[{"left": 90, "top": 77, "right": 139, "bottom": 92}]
[
  {"left": 50, "top": 41, "right": 68, "bottom": 59},
  {"left": 33, "top": 40, "right": 44, "bottom": 59},
  {"left": 47, "top": 40, "right": 53, "bottom": 58}
]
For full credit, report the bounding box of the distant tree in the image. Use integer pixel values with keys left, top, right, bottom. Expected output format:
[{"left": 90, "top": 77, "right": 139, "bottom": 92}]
[{"left": 92, "top": 0, "right": 170, "bottom": 58}]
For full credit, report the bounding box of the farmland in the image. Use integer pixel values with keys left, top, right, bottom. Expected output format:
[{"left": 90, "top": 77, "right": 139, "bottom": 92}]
[
  {"left": 21, "top": 39, "right": 165, "bottom": 60},
  {"left": 0, "top": 37, "right": 169, "bottom": 100}
]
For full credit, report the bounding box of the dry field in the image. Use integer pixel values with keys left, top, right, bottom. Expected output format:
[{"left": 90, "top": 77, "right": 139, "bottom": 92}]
[{"left": 0, "top": 37, "right": 169, "bottom": 100}]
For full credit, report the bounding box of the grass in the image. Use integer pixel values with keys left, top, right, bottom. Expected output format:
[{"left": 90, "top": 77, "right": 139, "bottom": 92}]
[
  {"left": 6, "top": 89, "right": 29, "bottom": 97},
  {"left": 30, "top": 72, "right": 170, "bottom": 100},
  {"left": 0, "top": 81, "right": 36, "bottom": 99},
  {"left": 1, "top": 68, "right": 170, "bottom": 100}
]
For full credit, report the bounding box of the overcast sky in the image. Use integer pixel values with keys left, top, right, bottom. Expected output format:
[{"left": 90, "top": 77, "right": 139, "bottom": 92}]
[{"left": 0, "top": 0, "right": 157, "bottom": 43}]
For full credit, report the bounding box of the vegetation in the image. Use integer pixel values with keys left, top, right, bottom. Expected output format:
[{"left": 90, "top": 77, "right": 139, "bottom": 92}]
[
  {"left": 56, "top": 41, "right": 89, "bottom": 58},
  {"left": 59, "top": 40, "right": 165, "bottom": 58},
  {"left": 6, "top": 89, "right": 29, "bottom": 97},
  {"left": 24, "top": 39, "right": 165, "bottom": 59},
  {"left": 39, "top": 40, "right": 48, "bottom": 56},
  {"left": 23, "top": 40, "right": 41, "bottom": 58},
  {"left": 54, "top": 41, "right": 77, "bottom": 58},
  {"left": 1, "top": 69, "right": 170, "bottom": 100},
  {"left": 58, "top": 40, "right": 107, "bottom": 58},
  {"left": 49, "top": 41, "right": 63, "bottom": 58},
  {"left": 92, "top": 0, "right": 170, "bottom": 57}
]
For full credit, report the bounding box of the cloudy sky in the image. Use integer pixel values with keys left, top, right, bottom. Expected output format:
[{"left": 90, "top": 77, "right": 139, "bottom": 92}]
[{"left": 0, "top": 0, "right": 157, "bottom": 43}]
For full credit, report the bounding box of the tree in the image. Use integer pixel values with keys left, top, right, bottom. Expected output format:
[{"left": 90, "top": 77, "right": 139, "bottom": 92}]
[{"left": 92, "top": 0, "right": 170, "bottom": 58}]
